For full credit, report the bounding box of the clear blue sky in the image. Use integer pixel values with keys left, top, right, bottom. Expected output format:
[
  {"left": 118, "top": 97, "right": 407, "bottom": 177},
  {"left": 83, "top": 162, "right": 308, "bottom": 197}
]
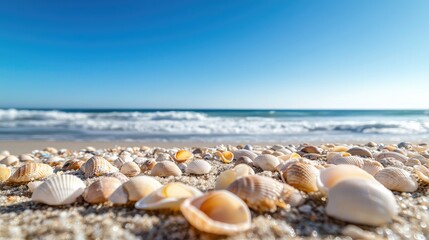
[{"left": 0, "top": 0, "right": 428, "bottom": 109}]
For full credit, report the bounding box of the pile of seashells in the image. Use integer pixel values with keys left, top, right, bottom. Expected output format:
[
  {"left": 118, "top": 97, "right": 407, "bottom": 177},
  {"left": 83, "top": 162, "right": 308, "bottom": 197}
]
[{"left": 1, "top": 142, "right": 429, "bottom": 236}]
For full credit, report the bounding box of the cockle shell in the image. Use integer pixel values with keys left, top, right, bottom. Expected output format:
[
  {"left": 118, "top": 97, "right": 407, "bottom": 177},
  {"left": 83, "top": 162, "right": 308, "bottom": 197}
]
[
  {"left": 135, "top": 182, "right": 202, "bottom": 210},
  {"left": 233, "top": 149, "right": 258, "bottom": 161},
  {"left": 215, "top": 151, "right": 234, "bottom": 163},
  {"left": 362, "top": 159, "right": 384, "bottom": 176},
  {"left": 151, "top": 161, "right": 182, "bottom": 177},
  {"left": 253, "top": 154, "right": 280, "bottom": 171},
  {"left": 326, "top": 178, "right": 398, "bottom": 226},
  {"left": 215, "top": 164, "right": 255, "bottom": 190},
  {"left": 32, "top": 174, "right": 86, "bottom": 205},
  {"left": 62, "top": 159, "right": 85, "bottom": 171},
  {"left": 227, "top": 175, "right": 304, "bottom": 212},
  {"left": 174, "top": 150, "right": 193, "bottom": 163},
  {"left": 27, "top": 181, "right": 43, "bottom": 192},
  {"left": 317, "top": 165, "right": 376, "bottom": 194},
  {"left": 415, "top": 165, "right": 429, "bottom": 184},
  {"left": 374, "top": 167, "right": 418, "bottom": 192},
  {"left": 120, "top": 162, "right": 141, "bottom": 177},
  {"left": 347, "top": 147, "right": 373, "bottom": 158},
  {"left": 82, "top": 156, "right": 119, "bottom": 178},
  {"left": 330, "top": 156, "right": 364, "bottom": 168},
  {"left": 9, "top": 163, "right": 53, "bottom": 183},
  {"left": 109, "top": 176, "right": 162, "bottom": 204},
  {"left": 281, "top": 162, "right": 319, "bottom": 192},
  {"left": 180, "top": 190, "right": 251, "bottom": 235},
  {"left": 0, "top": 166, "right": 11, "bottom": 182},
  {"left": 186, "top": 160, "right": 211, "bottom": 175},
  {"left": 376, "top": 152, "right": 408, "bottom": 163},
  {"left": 0, "top": 155, "right": 19, "bottom": 166},
  {"left": 84, "top": 177, "right": 122, "bottom": 204}
]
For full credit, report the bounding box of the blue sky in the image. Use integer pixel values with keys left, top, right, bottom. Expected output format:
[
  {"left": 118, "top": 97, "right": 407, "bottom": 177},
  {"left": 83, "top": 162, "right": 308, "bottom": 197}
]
[{"left": 0, "top": 0, "right": 428, "bottom": 109}]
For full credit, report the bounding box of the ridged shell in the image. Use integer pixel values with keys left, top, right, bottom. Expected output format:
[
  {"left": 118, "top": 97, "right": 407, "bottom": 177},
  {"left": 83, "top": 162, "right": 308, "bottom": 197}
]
[
  {"left": 326, "top": 152, "right": 351, "bottom": 163},
  {"left": 180, "top": 190, "right": 251, "bottom": 235},
  {"left": 282, "top": 162, "right": 319, "bottom": 192},
  {"left": 186, "top": 160, "right": 211, "bottom": 175},
  {"left": 331, "top": 156, "right": 364, "bottom": 168},
  {"left": 120, "top": 162, "right": 141, "bottom": 177},
  {"left": 82, "top": 156, "right": 118, "bottom": 178},
  {"left": 32, "top": 174, "right": 86, "bottom": 205},
  {"left": 376, "top": 152, "right": 408, "bottom": 163},
  {"left": 62, "top": 159, "right": 85, "bottom": 171},
  {"left": 135, "top": 182, "right": 202, "bottom": 210},
  {"left": 415, "top": 165, "right": 429, "bottom": 184},
  {"left": 174, "top": 150, "right": 193, "bottom": 163},
  {"left": 326, "top": 178, "right": 398, "bottom": 226},
  {"left": 215, "top": 164, "right": 255, "bottom": 190},
  {"left": 227, "top": 175, "right": 304, "bottom": 212},
  {"left": 122, "top": 176, "right": 162, "bottom": 202},
  {"left": 374, "top": 167, "right": 418, "bottom": 192},
  {"left": 9, "top": 163, "right": 53, "bottom": 183},
  {"left": 151, "top": 161, "right": 182, "bottom": 177},
  {"left": 362, "top": 159, "right": 384, "bottom": 176},
  {"left": 0, "top": 155, "right": 19, "bottom": 166},
  {"left": 253, "top": 154, "right": 280, "bottom": 171},
  {"left": 233, "top": 149, "right": 258, "bottom": 161},
  {"left": 347, "top": 147, "right": 373, "bottom": 158},
  {"left": 0, "top": 166, "right": 11, "bottom": 182},
  {"left": 84, "top": 177, "right": 122, "bottom": 203},
  {"left": 215, "top": 151, "right": 234, "bottom": 163}
]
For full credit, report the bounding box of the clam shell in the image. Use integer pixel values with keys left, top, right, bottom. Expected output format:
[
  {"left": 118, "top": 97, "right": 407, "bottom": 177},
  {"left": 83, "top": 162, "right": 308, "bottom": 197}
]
[
  {"left": 215, "top": 164, "right": 254, "bottom": 190},
  {"left": 32, "top": 174, "right": 86, "bottom": 205},
  {"left": 299, "top": 145, "right": 321, "bottom": 154},
  {"left": 278, "top": 153, "right": 301, "bottom": 161},
  {"left": 332, "top": 146, "right": 349, "bottom": 152},
  {"left": 376, "top": 152, "right": 408, "bottom": 163},
  {"left": 0, "top": 166, "right": 11, "bottom": 182},
  {"left": 122, "top": 176, "right": 162, "bottom": 202},
  {"left": 326, "top": 152, "right": 351, "bottom": 163},
  {"left": 135, "top": 182, "right": 202, "bottom": 210},
  {"left": 233, "top": 149, "right": 258, "bottom": 161},
  {"left": 62, "top": 159, "right": 85, "bottom": 171},
  {"left": 362, "top": 159, "right": 384, "bottom": 176},
  {"left": 156, "top": 153, "right": 173, "bottom": 162},
  {"left": 113, "top": 156, "right": 133, "bottom": 168},
  {"left": 84, "top": 177, "right": 122, "bottom": 203},
  {"left": 227, "top": 175, "right": 304, "bottom": 212},
  {"left": 234, "top": 156, "right": 253, "bottom": 167},
  {"left": 9, "top": 163, "right": 53, "bottom": 183},
  {"left": 253, "top": 154, "right": 280, "bottom": 171},
  {"left": 282, "top": 162, "right": 319, "bottom": 192},
  {"left": 151, "top": 161, "right": 182, "bottom": 177},
  {"left": 374, "top": 167, "right": 418, "bottom": 192},
  {"left": 186, "top": 160, "right": 211, "bottom": 175},
  {"left": 180, "top": 190, "right": 251, "bottom": 235},
  {"left": 331, "top": 156, "right": 364, "bottom": 168},
  {"left": 326, "top": 178, "right": 398, "bottom": 226},
  {"left": 27, "top": 181, "right": 43, "bottom": 192},
  {"left": 347, "top": 147, "right": 373, "bottom": 158},
  {"left": 120, "top": 162, "right": 141, "bottom": 177},
  {"left": 19, "top": 154, "right": 34, "bottom": 162},
  {"left": 82, "top": 156, "right": 119, "bottom": 178},
  {"left": 174, "top": 150, "right": 193, "bottom": 163},
  {"left": 215, "top": 151, "right": 234, "bottom": 163},
  {"left": 0, "top": 155, "right": 19, "bottom": 166}
]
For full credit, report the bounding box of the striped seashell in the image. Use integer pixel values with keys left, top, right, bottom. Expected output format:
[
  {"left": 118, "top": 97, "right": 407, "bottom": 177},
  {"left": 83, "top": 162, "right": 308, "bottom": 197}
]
[
  {"left": 151, "top": 161, "right": 182, "bottom": 177},
  {"left": 9, "top": 163, "right": 53, "bottom": 183},
  {"left": 331, "top": 156, "right": 364, "bottom": 168},
  {"left": 32, "top": 174, "right": 86, "bottom": 205},
  {"left": 233, "top": 149, "right": 258, "bottom": 161},
  {"left": 253, "top": 154, "right": 280, "bottom": 171},
  {"left": 376, "top": 152, "right": 408, "bottom": 163},
  {"left": 186, "top": 160, "right": 211, "bottom": 175},
  {"left": 227, "top": 175, "right": 304, "bottom": 212},
  {"left": 139, "top": 159, "right": 157, "bottom": 172},
  {"left": 362, "top": 159, "right": 384, "bottom": 176},
  {"left": 374, "top": 167, "right": 418, "bottom": 192},
  {"left": 84, "top": 177, "right": 122, "bottom": 204},
  {"left": 299, "top": 145, "right": 321, "bottom": 154},
  {"left": 347, "top": 147, "right": 373, "bottom": 158},
  {"left": 281, "top": 162, "right": 319, "bottom": 192},
  {"left": 326, "top": 152, "right": 351, "bottom": 163},
  {"left": 62, "top": 159, "right": 85, "bottom": 171},
  {"left": 82, "top": 156, "right": 119, "bottom": 178}
]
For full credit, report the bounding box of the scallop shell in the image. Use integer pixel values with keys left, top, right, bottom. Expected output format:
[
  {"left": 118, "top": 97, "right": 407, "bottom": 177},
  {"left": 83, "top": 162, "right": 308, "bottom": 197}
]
[
  {"left": 82, "top": 156, "right": 119, "bottom": 178},
  {"left": 84, "top": 177, "right": 122, "bottom": 204},
  {"left": 62, "top": 159, "right": 85, "bottom": 171},
  {"left": 151, "top": 161, "right": 182, "bottom": 177},
  {"left": 282, "top": 162, "right": 319, "bottom": 192},
  {"left": 174, "top": 150, "right": 193, "bottom": 163},
  {"left": 234, "top": 156, "right": 253, "bottom": 167},
  {"left": 120, "top": 162, "right": 141, "bottom": 177},
  {"left": 0, "top": 166, "right": 11, "bottom": 182},
  {"left": 9, "top": 163, "right": 53, "bottom": 183},
  {"left": 415, "top": 165, "right": 429, "bottom": 184},
  {"left": 233, "top": 149, "right": 258, "bottom": 161},
  {"left": 32, "top": 174, "right": 86, "bottom": 205},
  {"left": 186, "top": 160, "right": 211, "bottom": 175},
  {"left": 374, "top": 167, "right": 418, "bottom": 192},
  {"left": 110, "top": 176, "right": 163, "bottom": 204},
  {"left": 362, "top": 159, "right": 384, "bottom": 176},
  {"left": 330, "top": 156, "right": 364, "bottom": 168},
  {"left": 135, "top": 182, "right": 202, "bottom": 210},
  {"left": 376, "top": 152, "right": 408, "bottom": 163},
  {"left": 180, "top": 190, "right": 251, "bottom": 235},
  {"left": 347, "top": 147, "right": 372, "bottom": 158},
  {"left": 326, "top": 178, "right": 398, "bottom": 226},
  {"left": 0, "top": 155, "right": 19, "bottom": 166},
  {"left": 27, "top": 181, "right": 43, "bottom": 192},
  {"left": 317, "top": 165, "right": 376, "bottom": 194},
  {"left": 215, "top": 164, "right": 255, "bottom": 190},
  {"left": 227, "top": 175, "right": 304, "bottom": 212},
  {"left": 253, "top": 154, "right": 280, "bottom": 171},
  {"left": 215, "top": 151, "right": 234, "bottom": 163}
]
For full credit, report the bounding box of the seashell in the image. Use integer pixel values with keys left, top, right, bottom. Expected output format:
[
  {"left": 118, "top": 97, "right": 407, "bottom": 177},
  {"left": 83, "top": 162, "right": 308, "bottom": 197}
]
[
  {"left": 332, "top": 146, "right": 349, "bottom": 152},
  {"left": 156, "top": 153, "right": 173, "bottom": 162},
  {"left": 139, "top": 159, "right": 157, "bottom": 172},
  {"left": 215, "top": 151, "right": 234, "bottom": 163},
  {"left": 393, "top": 148, "right": 407, "bottom": 156},
  {"left": 277, "top": 157, "right": 314, "bottom": 173},
  {"left": 261, "top": 149, "right": 273, "bottom": 155},
  {"left": 115, "top": 176, "right": 162, "bottom": 203},
  {"left": 186, "top": 160, "right": 211, "bottom": 175},
  {"left": 120, "top": 162, "right": 141, "bottom": 177},
  {"left": 177, "top": 163, "right": 187, "bottom": 172},
  {"left": 331, "top": 156, "right": 364, "bottom": 168},
  {"left": 32, "top": 174, "right": 86, "bottom": 205},
  {"left": 151, "top": 161, "right": 182, "bottom": 177},
  {"left": 180, "top": 190, "right": 251, "bottom": 235},
  {"left": 0, "top": 166, "right": 11, "bottom": 182},
  {"left": 203, "top": 153, "right": 212, "bottom": 160},
  {"left": 46, "top": 156, "right": 64, "bottom": 166},
  {"left": 303, "top": 153, "right": 320, "bottom": 160},
  {"left": 44, "top": 147, "right": 58, "bottom": 154},
  {"left": 27, "top": 181, "right": 43, "bottom": 192},
  {"left": 62, "top": 159, "right": 85, "bottom": 171},
  {"left": 233, "top": 149, "right": 258, "bottom": 161},
  {"left": 227, "top": 175, "right": 304, "bottom": 212},
  {"left": 376, "top": 152, "right": 408, "bottom": 163},
  {"left": 215, "top": 164, "right": 254, "bottom": 190},
  {"left": 85, "top": 146, "right": 97, "bottom": 152},
  {"left": 405, "top": 158, "right": 421, "bottom": 167},
  {"left": 415, "top": 165, "right": 429, "bottom": 184},
  {"left": 9, "top": 163, "right": 53, "bottom": 183},
  {"left": 409, "top": 155, "right": 429, "bottom": 165},
  {"left": 378, "top": 157, "right": 405, "bottom": 168},
  {"left": 82, "top": 156, "right": 119, "bottom": 178},
  {"left": 174, "top": 150, "right": 193, "bottom": 163},
  {"left": 362, "top": 159, "right": 384, "bottom": 176},
  {"left": 347, "top": 147, "right": 372, "bottom": 158},
  {"left": 0, "top": 150, "right": 10, "bottom": 156},
  {"left": 108, "top": 185, "right": 129, "bottom": 204},
  {"left": 278, "top": 152, "right": 301, "bottom": 161},
  {"left": 19, "top": 154, "right": 34, "bottom": 162},
  {"left": 366, "top": 141, "right": 377, "bottom": 147},
  {"left": 326, "top": 152, "right": 351, "bottom": 163},
  {"left": 113, "top": 156, "right": 133, "bottom": 168},
  {"left": 135, "top": 182, "right": 202, "bottom": 210},
  {"left": 84, "top": 177, "right": 122, "bottom": 204},
  {"left": 106, "top": 172, "right": 129, "bottom": 184},
  {"left": 317, "top": 165, "right": 376, "bottom": 194},
  {"left": 281, "top": 162, "right": 319, "bottom": 192},
  {"left": 0, "top": 155, "right": 19, "bottom": 166},
  {"left": 234, "top": 156, "right": 253, "bottom": 167},
  {"left": 243, "top": 144, "right": 253, "bottom": 151},
  {"left": 374, "top": 167, "right": 418, "bottom": 192},
  {"left": 253, "top": 154, "right": 280, "bottom": 171},
  {"left": 326, "top": 178, "right": 398, "bottom": 226},
  {"left": 299, "top": 145, "right": 321, "bottom": 154},
  {"left": 272, "top": 151, "right": 284, "bottom": 157}
]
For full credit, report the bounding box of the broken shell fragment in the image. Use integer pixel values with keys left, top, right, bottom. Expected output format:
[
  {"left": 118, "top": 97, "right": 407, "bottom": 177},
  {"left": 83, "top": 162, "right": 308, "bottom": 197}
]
[
  {"left": 9, "top": 163, "right": 53, "bottom": 183},
  {"left": 32, "top": 174, "right": 86, "bottom": 205},
  {"left": 415, "top": 165, "right": 429, "bottom": 184},
  {"left": 174, "top": 150, "right": 193, "bottom": 163}
]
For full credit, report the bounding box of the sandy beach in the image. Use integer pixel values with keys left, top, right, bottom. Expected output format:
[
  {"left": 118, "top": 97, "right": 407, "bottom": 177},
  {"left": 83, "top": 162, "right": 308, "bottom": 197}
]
[{"left": 0, "top": 141, "right": 428, "bottom": 240}]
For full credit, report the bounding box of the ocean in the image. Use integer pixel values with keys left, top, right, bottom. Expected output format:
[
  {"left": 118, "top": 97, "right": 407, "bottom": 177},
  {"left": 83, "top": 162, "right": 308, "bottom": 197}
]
[{"left": 0, "top": 108, "right": 428, "bottom": 143}]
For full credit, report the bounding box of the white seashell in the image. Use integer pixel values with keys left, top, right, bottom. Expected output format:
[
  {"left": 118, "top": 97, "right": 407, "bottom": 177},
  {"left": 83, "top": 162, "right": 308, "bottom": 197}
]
[
  {"left": 376, "top": 152, "right": 408, "bottom": 163},
  {"left": 346, "top": 147, "right": 373, "bottom": 158},
  {"left": 27, "top": 181, "right": 43, "bottom": 192},
  {"left": 186, "top": 160, "right": 211, "bottom": 175},
  {"left": 177, "top": 163, "right": 187, "bottom": 172},
  {"left": 233, "top": 149, "right": 258, "bottom": 160},
  {"left": 0, "top": 155, "right": 19, "bottom": 166},
  {"left": 215, "top": 164, "right": 254, "bottom": 190},
  {"left": 253, "top": 154, "right": 280, "bottom": 171},
  {"left": 326, "top": 178, "right": 398, "bottom": 226},
  {"left": 19, "top": 154, "right": 34, "bottom": 162},
  {"left": 111, "top": 176, "right": 162, "bottom": 204},
  {"left": 362, "top": 159, "right": 384, "bottom": 176},
  {"left": 331, "top": 156, "right": 364, "bottom": 168},
  {"left": 32, "top": 175, "right": 86, "bottom": 205},
  {"left": 180, "top": 190, "right": 251, "bottom": 235},
  {"left": 415, "top": 165, "right": 429, "bottom": 184},
  {"left": 151, "top": 161, "right": 182, "bottom": 177},
  {"left": 374, "top": 167, "right": 418, "bottom": 192}
]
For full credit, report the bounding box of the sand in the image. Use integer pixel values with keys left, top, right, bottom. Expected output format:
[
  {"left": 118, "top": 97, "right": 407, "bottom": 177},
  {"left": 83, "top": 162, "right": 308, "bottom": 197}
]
[{"left": 0, "top": 142, "right": 428, "bottom": 240}]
